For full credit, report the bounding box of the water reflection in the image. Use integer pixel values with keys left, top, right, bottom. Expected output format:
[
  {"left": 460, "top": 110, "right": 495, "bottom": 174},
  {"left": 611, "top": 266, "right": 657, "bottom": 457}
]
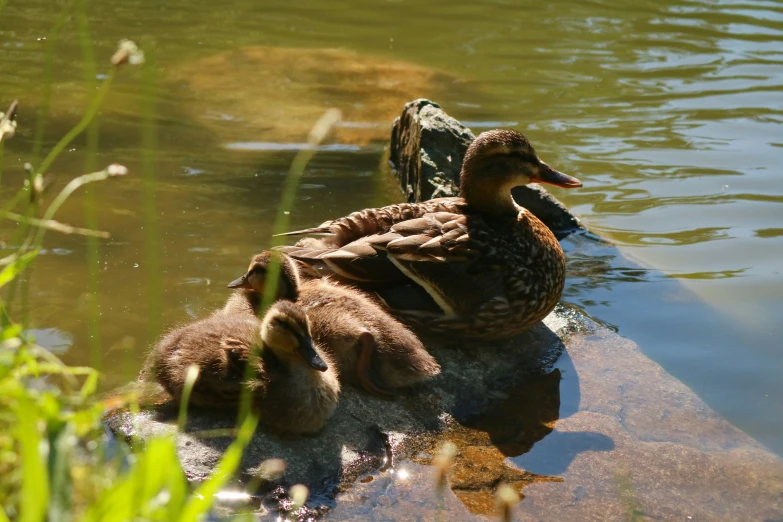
[
  {"left": 25, "top": 327, "right": 72, "bottom": 355},
  {"left": 457, "top": 369, "right": 562, "bottom": 456},
  {"left": 753, "top": 227, "right": 783, "bottom": 238},
  {"left": 412, "top": 363, "right": 614, "bottom": 516},
  {"left": 412, "top": 370, "right": 565, "bottom": 515}
]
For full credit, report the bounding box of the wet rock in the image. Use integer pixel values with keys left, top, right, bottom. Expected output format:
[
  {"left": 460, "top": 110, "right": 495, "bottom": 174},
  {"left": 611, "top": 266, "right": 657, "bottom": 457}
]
[
  {"left": 325, "top": 313, "right": 783, "bottom": 521},
  {"left": 169, "top": 47, "right": 469, "bottom": 147},
  {"left": 389, "top": 99, "right": 586, "bottom": 239}
]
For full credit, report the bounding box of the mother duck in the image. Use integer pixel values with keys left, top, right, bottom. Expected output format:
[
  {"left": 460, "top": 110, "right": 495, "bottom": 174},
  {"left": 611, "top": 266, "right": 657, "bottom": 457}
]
[{"left": 278, "top": 129, "right": 582, "bottom": 340}]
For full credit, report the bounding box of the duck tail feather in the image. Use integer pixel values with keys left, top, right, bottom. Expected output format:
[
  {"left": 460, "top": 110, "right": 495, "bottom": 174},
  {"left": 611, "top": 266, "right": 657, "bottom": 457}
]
[
  {"left": 273, "top": 227, "right": 332, "bottom": 237},
  {"left": 275, "top": 244, "right": 339, "bottom": 261}
]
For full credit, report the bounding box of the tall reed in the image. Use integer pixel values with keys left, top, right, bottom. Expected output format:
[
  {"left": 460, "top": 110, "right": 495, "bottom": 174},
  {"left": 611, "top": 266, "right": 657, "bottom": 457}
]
[
  {"left": 140, "top": 38, "right": 162, "bottom": 346},
  {"left": 77, "top": 0, "right": 103, "bottom": 370}
]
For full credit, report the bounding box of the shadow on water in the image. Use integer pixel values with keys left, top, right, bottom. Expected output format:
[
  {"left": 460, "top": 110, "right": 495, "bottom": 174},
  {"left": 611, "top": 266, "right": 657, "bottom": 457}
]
[
  {"left": 408, "top": 336, "right": 613, "bottom": 516},
  {"left": 506, "top": 350, "right": 614, "bottom": 478}
]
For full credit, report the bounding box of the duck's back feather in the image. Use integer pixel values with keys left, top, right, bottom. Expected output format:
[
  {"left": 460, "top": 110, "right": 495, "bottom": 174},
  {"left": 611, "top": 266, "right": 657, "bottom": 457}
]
[
  {"left": 277, "top": 199, "right": 565, "bottom": 339},
  {"left": 276, "top": 198, "right": 467, "bottom": 245}
]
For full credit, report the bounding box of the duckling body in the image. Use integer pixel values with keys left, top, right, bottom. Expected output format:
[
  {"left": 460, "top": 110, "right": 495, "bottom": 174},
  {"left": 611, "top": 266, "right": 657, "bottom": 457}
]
[
  {"left": 146, "top": 301, "right": 340, "bottom": 434},
  {"left": 299, "top": 277, "right": 440, "bottom": 393},
  {"left": 277, "top": 129, "right": 582, "bottom": 340},
  {"left": 228, "top": 251, "right": 440, "bottom": 396}
]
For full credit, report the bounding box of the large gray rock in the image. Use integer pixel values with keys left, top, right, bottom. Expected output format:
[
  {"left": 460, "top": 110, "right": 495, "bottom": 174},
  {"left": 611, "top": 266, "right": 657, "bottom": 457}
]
[
  {"left": 389, "top": 98, "right": 586, "bottom": 239},
  {"left": 110, "top": 309, "right": 783, "bottom": 520},
  {"left": 325, "top": 315, "right": 783, "bottom": 521}
]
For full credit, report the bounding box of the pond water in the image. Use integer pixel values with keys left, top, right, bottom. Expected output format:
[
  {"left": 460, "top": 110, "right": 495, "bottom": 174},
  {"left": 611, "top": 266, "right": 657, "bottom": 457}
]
[{"left": 1, "top": 0, "right": 781, "bottom": 466}]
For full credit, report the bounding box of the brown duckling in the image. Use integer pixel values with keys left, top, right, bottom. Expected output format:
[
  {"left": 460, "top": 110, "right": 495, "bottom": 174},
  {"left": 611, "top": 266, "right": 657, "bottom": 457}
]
[
  {"left": 226, "top": 251, "right": 440, "bottom": 397},
  {"left": 218, "top": 251, "right": 305, "bottom": 316},
  {"left": 276, "top": 129, "right": 583, "bottom": 340},
  {"left": 146, "top": 300, "right": 340, "bottom": 435}
]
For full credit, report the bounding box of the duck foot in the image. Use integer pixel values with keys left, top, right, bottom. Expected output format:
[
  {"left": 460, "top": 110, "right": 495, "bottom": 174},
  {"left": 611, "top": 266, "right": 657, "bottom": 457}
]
[{"left": 357, "top": 331, "right": 395, "bottom": 398}]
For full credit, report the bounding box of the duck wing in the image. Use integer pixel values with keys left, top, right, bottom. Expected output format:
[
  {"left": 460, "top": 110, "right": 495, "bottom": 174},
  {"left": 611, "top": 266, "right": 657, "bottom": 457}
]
[
  {"left": 384, "top": 213, "right": 510, "bottom": 317},
  {"left": 275, "top": 197, "right": 466, "bottom": 247},
  {"left": 281, "top": 211, "right": 509, "bottom": 317}
]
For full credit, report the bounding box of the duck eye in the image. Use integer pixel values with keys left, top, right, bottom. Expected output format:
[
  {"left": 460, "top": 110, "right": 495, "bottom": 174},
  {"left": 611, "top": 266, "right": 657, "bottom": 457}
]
[
  {"left": 511, "top": 151, "right": 535, "bottom": 164},
  {"left": 267, "top": 317, "right": 285, "bottom": 330}
]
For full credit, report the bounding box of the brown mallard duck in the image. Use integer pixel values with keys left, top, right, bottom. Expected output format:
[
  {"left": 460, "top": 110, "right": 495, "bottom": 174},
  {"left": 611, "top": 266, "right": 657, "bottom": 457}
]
[
  {"left": 146, "top": 300, "right": 340, "bottom": 434},
  {"left": 276, "top": 129, "right": 582, "bottom": 340},
  {"left": 226, "top": 251, "right": 440, "bottom": 397}
]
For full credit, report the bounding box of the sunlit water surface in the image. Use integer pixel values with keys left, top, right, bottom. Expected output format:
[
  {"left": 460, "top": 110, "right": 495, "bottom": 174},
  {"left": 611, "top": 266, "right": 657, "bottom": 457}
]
[{"left": 1, "top": 0, "right": 781, "bottom": 457}]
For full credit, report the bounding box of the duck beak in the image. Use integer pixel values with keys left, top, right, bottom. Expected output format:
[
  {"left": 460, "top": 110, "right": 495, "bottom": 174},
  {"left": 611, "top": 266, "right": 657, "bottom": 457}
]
[
  {"left": 227, "top": 274, "right": 252, "bottom": 289},
  {"left": 535, "top": 161, "right": 582, "bottom": 188},
  {"left": 298, "top": 336, "right": 328, "bottom": 372}
]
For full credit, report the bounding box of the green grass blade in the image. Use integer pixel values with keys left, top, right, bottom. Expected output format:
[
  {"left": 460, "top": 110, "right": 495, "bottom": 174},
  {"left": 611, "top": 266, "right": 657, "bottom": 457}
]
[
  {"left": 0, "top": 250, "right": 39, "bottom": 288},
  {"left": 30, "top": 168, "right": 123, "bottom": 249},
  {"left": 140, "top": 39, "right": 162, "bottom": 345},
  {"left": 34, "top": 70, "right": 115, "bottom": 179},
  {"left": 47, "top": 426, "right": 73, "bottom": 522},
  {"left": 177, "top": 365, "right": 200, "bottom": 431},
  {"left": 15, "top": 399, "right": 50, "bottom": 522},
  {"left": 180, "top": 413, "right": 259, "bottom": 522},
  {"left": 31, "top": 0, "right": 77, "bottom": 163},
  {"left": 77, "top": 0, "right": 103, "bottom": 371},
  {"left": 83, "top": 437, "right": 186, "bottom": 521},
  {"left": 237, "top": 108, "right": 341, "bottom": 422}
]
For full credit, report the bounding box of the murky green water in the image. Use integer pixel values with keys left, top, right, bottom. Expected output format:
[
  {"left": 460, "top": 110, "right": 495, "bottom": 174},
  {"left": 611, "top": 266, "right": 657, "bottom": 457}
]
[{"left": 1, "top": 0, "right": 781, "bottom": 461}]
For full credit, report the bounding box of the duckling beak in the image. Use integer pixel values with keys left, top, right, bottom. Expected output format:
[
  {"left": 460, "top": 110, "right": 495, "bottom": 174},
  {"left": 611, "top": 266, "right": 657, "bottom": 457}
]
[
  {"left": 535, "top": 161, "right": 582, "bottom": 188},
  {"left": 227, "top": 275, "right": 252, "bottom": 289},
  {"left": 298, "top": 336, "right": 328, "bottom": 372}
]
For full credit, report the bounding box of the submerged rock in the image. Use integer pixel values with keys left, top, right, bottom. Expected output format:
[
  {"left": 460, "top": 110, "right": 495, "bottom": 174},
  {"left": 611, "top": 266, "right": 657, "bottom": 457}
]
[
  {"left": 169, "top": 47, "right": 469, "bottom": 146},
  {"left": 325, "top": 312, "right": 783, "bottom": 521}
]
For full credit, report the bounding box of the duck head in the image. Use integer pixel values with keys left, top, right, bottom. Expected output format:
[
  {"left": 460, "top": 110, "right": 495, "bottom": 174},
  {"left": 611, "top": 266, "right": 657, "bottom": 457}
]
[
  {"left": 228, "top": 251, "right": 300, "bottom": 300},
  {"left": 459, "top": 129, "right": 582, "bottom": 215},
  {"left": 260, "top": 300, "right": 328, "bottom": 372}
]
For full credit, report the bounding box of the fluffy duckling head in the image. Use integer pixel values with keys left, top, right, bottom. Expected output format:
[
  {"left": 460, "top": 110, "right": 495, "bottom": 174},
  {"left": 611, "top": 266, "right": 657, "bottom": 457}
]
[
  {"left": 260, "top": 300, "right": 328, "bottom": 372},
  {"left": 228, "top": 251, "right": 301, "bottom": 300},
  {"left": 460, "top": 130, "right": 582, "bottom": 213}
]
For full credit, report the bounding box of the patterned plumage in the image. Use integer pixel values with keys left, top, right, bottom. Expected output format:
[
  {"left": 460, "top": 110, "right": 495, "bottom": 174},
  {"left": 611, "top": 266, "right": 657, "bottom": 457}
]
[{"left": 276, "top": 129, "right": 582, "bottom": 340}]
